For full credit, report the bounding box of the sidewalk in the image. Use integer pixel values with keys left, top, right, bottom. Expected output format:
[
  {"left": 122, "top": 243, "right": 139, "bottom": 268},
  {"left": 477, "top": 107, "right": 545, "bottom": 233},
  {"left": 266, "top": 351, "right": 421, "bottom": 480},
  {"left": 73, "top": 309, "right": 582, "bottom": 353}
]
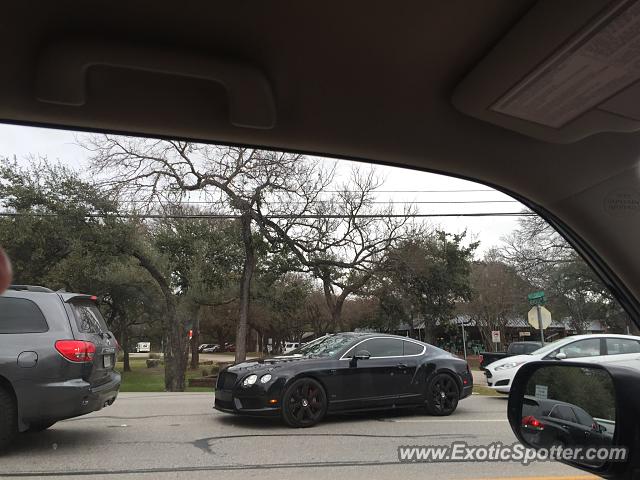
[{"left": 472, "top": 369, "right": 487, "bottom": 386}]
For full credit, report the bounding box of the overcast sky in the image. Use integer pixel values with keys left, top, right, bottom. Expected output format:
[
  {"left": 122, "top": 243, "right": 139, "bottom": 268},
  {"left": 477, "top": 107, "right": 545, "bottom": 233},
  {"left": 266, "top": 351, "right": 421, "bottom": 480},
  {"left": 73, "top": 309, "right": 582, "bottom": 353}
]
[{"left": 0, "top": 123, "right": 527, "bottom": 257}]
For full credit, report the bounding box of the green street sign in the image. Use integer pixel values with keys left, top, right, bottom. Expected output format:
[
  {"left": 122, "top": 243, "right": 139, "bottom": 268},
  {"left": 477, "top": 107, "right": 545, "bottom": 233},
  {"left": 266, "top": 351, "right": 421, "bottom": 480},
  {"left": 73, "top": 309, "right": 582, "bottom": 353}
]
[
  {"left": 528, "top": 291, "right": 546, "bottom": 306},
  {"left": 527, "top": 291, "right": 545, "bottom": 301}
]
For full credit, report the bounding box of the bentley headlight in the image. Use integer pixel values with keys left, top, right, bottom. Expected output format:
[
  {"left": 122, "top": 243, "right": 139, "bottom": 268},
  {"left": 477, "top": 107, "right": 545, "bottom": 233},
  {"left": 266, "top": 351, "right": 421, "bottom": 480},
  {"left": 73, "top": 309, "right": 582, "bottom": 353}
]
[
  {"left": 260, "top": 374, "right": 272, "bottom": 384},
  {"left": 243, "top": 374, "right": 258, "bottom": 387}
]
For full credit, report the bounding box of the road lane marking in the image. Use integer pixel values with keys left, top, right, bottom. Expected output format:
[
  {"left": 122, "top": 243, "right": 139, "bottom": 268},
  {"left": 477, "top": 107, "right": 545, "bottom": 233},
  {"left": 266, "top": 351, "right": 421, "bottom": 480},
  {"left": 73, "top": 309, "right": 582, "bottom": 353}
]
[
  {"left": 385, "top": 418, "right": 509, "bottom": 423},
  {"left": 466, "top": 476, "right": 597, "bottom": 480}
]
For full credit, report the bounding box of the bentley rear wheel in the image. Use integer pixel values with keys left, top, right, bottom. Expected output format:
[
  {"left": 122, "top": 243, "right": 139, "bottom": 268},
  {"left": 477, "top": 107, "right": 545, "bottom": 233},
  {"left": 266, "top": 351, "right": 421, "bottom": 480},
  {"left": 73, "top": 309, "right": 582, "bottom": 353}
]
[
  {"left": 425, "top": 373, "right": 460, "bottom": 416},
  {"left": 282, "top": 377, "right": 327, "bottom": 427}
]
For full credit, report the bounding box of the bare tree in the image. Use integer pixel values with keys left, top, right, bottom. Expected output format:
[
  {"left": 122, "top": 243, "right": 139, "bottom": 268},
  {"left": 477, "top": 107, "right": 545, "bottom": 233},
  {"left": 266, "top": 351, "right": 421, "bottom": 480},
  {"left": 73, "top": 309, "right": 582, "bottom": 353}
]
[
  {"left": 462, "top": 256, "right": 531, "bottom": 350},
  {"left": 254, "top": 168, "right": 411, "bottom": 330},
  {"left": 81, "top": 136, "right": 328, "bottom": 364},
  {"left": 500, "top": 215, "right": 574, "bottom": 287}
]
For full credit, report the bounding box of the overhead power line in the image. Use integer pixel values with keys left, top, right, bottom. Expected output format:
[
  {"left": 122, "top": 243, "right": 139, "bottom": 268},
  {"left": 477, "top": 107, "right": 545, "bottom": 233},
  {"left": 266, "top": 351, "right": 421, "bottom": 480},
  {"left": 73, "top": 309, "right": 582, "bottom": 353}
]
[
  {"left": 0, "top": 211, "right": 534, "bottom": 219},
  {"left": 121, "top": 199, "right": 518, "bottom": 205}
]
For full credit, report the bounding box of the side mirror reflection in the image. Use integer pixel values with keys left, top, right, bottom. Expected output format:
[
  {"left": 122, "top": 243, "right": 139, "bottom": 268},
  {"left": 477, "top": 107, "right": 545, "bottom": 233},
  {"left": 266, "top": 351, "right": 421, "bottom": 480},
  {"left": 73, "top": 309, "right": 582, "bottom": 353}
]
[{"left": 512, "top": 364, "right": 616, "bottom": 467}]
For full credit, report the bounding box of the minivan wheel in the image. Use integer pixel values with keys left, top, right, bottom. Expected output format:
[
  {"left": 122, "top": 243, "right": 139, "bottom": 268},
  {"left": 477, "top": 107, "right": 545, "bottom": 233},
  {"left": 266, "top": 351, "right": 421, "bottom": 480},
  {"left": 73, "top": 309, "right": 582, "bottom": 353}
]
[
  {"left": 282, "top": 377, "right": 327, "bottom": 428},
  {"left": 26, "top": 421, "right": 56, "bottom": 433},
  {"left": 425, "top": 373, "right": 459, "bottom": 416},
  {"left": 0, "top": 386, "right": 18, "bottom": 451}
]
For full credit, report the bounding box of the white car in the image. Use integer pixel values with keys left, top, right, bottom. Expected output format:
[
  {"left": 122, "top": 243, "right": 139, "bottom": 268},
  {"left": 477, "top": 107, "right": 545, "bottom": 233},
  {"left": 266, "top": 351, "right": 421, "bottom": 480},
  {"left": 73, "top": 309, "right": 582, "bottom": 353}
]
[
  {"left": 485, "top": 334, "right": 640, "bottom": 393},
  {"left": 283, "top": 342, "right": 300, "bottom": 354}
]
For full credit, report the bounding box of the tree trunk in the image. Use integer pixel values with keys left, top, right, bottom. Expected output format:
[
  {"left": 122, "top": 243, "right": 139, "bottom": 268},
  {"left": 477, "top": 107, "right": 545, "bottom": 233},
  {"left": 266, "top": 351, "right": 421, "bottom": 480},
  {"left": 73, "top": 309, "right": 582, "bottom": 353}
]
[
  {"left": 132, "top": 250, "right": 188, "bottom": 392},
  {"left": 331, "top": 305, "right": 344, "bottom": 332},
  {"left": 164, "top": 308, "right": 188, "bottom": 391},
  {"left": 236, "top": 212, "right": 256, "bottom": 363},
  {"left": 190, "top": 315, "right": 200, "bottom": 370},
  {"left": 423, "top": 317, "right": 435, "bottom": 344},
  {"left": 121, "top": 328, "right": 131, "bottom": 373},
  {"left": 321, "top": 277, "right": 348, "bottom": 332}
]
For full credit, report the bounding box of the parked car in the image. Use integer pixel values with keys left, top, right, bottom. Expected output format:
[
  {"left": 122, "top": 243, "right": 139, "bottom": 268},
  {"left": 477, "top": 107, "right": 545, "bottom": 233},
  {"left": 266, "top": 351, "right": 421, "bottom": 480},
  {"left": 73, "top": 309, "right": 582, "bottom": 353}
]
[
  {"left": 200, "top": 344, "right": 220, "bottom": 353},
  {"left": 479, "top": 341, "right": 543, "bottom": 370},
  {"left": 0, "top": 285, "right": 120, "bottom": 450},
  {"left": 135, "top": 341, "right": 151, "bottom": 353},
  {"left": 215, "top": 332, "right": 473, "bottom": 427},
  {"left": 485, "top": 334, "right": 640, "bottom": 393},
  {"left": 283, "top": 342, "right": 300, "bottom": 354},
  {"left": 223, "top": 343, "right": 236, "bottom": 352},
  {"left": 521, "top": 396, "right": 613, "bottom": 447}
]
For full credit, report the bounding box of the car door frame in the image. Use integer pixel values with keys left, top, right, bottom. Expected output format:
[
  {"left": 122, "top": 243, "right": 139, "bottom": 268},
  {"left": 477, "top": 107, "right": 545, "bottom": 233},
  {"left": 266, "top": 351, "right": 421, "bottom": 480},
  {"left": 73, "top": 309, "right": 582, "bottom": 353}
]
[
  {"left": 335, "top": 337, "right": 425, "bottom": 409},
  {"left": 543, "top": 337, "right": 606, "bottom": 362}
]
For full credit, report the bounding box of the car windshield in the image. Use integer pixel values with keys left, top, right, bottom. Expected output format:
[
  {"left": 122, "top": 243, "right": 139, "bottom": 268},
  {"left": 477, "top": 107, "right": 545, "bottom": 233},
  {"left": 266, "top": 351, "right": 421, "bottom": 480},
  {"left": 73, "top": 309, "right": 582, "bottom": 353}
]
[
  {"left": 0, "top": 123, "right": 635, "bottom": 479},
  {"left": 529, "top": 338, "right": 572, "bottom": 356},
  {"left": 285, "top": 335, "right": 356, "bottom": 358}
]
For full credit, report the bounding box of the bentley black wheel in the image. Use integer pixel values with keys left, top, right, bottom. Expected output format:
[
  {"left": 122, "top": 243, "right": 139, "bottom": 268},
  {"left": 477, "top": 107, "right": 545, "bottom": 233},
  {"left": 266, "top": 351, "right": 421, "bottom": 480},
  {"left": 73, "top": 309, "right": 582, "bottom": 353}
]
[
  {"left": 425, "top": 373, "right": 459, "bottom": 416},
  {"left": 282, "top": 377, "right": 327, "bottom": 427}
]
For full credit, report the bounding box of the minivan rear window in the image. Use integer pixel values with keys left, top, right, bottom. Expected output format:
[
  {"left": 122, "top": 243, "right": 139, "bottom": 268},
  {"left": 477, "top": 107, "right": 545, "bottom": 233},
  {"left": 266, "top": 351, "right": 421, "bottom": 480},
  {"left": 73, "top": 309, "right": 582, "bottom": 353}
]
[
  {"left": 70, "top": 301, "right": 109, "bottom": 334},
  {"left": 0, "top": 297, "right": 49, "bottom": 333}
]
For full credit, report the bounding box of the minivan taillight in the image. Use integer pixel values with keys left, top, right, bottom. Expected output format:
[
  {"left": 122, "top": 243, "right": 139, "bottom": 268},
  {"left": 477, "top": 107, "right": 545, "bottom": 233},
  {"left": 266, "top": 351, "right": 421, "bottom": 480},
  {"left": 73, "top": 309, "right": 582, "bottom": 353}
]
[
  {"left": 55, "top": 340, "right": 96, "bottom": 363},
  {"left": 521, "top": 415, "right": 544, "bottom": 431}
]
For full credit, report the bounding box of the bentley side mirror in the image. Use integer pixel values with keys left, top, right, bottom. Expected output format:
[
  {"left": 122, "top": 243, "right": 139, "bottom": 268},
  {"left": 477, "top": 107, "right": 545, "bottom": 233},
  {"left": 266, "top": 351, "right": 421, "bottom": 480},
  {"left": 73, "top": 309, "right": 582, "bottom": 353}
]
[
  {"left": 554, "top": 352, "right": 567, "bottom": 360},
  {"left": 353, "top": 350, "right": 371, "bottom": 360},
  {"left": 508, "top": 361, "right": 640, "bottom": 477}
]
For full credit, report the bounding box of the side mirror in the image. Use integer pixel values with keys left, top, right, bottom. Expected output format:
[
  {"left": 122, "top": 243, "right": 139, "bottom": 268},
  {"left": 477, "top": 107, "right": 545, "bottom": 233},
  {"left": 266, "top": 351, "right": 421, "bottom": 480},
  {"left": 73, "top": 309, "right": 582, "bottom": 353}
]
[
  {"left": 554, "top": 352, "right": 567, "bottom": 360},
  {"left": 353, "top": 350, "right": 371, "bottom": 360},
  {"left": 508, "top": 361, "right": 640, "bottom": 477}
]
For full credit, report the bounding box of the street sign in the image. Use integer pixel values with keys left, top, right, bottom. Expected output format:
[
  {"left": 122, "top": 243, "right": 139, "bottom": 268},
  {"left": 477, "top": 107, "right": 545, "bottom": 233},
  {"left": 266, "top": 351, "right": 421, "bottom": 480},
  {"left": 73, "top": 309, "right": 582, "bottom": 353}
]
[
  {"left": 528, "top": 306, "right": 552, "bottom": 329},
  {"left": 535, "top": 384, "right": 548, "bottom": 400},
  {"left": 527, "top": 291, "right": 545, "bottom": 301},
  {"left": 519, "top": 331, "right": 531, "bottom": 337},
  {"left": 527, "top": 290, "right": 546, "bottom": 305},
  {"left": 491, "top": 330, "right": 501, "bottom": 343}
]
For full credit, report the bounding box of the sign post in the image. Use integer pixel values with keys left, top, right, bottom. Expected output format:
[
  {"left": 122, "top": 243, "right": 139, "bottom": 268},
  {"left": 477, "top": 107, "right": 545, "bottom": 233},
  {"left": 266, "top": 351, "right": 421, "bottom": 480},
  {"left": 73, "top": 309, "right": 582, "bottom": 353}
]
[
  {"left": 536, "top": 305, "right": 544, "bottom": 343},
  {"left": 491, "top": 330, "right": 501, "bottom": 351},
  {"left": 456, "top": 318, "right": 468, "bottom": 360},
  {"left": 527, "top": 291, "right": 551, "bottom": 344}
]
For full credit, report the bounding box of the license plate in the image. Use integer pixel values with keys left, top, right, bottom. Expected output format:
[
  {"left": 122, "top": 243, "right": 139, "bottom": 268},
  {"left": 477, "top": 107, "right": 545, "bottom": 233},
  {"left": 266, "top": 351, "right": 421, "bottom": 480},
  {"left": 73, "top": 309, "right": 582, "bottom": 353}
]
[{"left": 103, "top": 355, "right": 113, "bottom": 368}]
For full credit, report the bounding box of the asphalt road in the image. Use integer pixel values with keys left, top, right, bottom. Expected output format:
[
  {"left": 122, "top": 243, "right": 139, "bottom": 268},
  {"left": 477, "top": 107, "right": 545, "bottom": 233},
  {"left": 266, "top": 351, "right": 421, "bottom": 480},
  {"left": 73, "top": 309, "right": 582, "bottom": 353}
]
[{"left": 0, "top": 393, "right": 592, "bottom": 480}]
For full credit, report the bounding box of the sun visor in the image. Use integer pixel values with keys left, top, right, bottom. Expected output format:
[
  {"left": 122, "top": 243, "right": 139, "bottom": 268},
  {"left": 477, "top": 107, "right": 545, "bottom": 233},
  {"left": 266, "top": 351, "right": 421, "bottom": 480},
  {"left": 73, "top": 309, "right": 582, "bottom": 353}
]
[{"left": 453, "top": 0, "right": 640, "bottom": 143}]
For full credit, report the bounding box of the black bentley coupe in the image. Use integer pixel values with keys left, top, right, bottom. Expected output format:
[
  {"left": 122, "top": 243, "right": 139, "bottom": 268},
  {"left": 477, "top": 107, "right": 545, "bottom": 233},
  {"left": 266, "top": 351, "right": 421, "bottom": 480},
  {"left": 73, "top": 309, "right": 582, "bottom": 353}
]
[{"left": 214, "top": 332, "right": 473, "bottom": 427}]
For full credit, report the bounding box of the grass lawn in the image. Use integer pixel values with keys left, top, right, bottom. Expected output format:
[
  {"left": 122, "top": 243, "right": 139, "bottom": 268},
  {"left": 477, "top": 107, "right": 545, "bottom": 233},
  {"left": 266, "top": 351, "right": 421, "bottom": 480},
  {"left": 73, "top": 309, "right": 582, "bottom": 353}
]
[
  {"left": 116, "top": 359, "right": 215, "bottom": 392},
  {"left": 473, "top": 385, "right": 501, "bottom": 396}
]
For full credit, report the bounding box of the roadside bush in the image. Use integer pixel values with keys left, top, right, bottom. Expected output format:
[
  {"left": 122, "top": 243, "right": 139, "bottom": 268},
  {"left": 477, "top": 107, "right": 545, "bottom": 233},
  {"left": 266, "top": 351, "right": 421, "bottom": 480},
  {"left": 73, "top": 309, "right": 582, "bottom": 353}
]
[
  {"left": 201, "top": 368, "right": 209, "bottom": 377},
  {"left": 146, "top": 359, "right": 161, "bottom": 368}
]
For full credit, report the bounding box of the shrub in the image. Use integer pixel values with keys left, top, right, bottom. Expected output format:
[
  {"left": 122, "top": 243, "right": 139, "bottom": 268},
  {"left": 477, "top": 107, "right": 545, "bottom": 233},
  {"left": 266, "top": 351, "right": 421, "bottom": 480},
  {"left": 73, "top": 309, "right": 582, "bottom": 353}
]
[{"left": 146, "top": 359, "right": 161, "bottom": 368}]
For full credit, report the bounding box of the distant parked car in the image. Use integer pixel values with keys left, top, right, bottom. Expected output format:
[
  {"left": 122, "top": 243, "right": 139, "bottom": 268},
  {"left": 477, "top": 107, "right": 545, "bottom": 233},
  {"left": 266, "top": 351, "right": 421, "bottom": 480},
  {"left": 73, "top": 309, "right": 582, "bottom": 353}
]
[
  {"left": 200, "top": 344, "right": 220, "bottom": 353},
  {"left": 0, "top": 285, "right": 120, "bottom": 450},
  {"left": 283, "top": 342, "right": 300, "bottom": 354},
  {"left": 479, "top": 341, "right": 543, "bottom": 370},
  {"left": 224, "top": 343, "right": 236, "bottom": 352},
  {"left": 135, "top": 341, "right": 151, "bottom": 353}
]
